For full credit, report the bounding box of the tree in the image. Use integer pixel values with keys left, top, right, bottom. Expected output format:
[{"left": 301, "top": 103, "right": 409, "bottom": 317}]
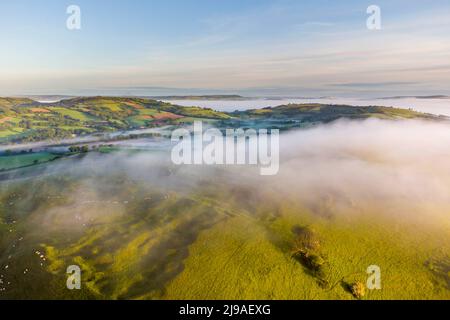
[
  {"left": 350, "top": 281, "right": 366, "bottom": 299},
  {"left": 68, "top": 146, "right": 81, "bottom": 153}
]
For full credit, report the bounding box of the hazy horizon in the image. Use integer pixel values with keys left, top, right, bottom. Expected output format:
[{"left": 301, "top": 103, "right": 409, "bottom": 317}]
[{"left": 1, "top": 0, "right": 450, "bottom": 97}]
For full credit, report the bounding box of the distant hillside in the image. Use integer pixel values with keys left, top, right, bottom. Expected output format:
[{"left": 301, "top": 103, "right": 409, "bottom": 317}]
[
  {"left": 231, "top": 103, "right": 443, "bottom": 122},
  {"left": 153, "top": 95, "right": 248, "bottom": 100},
  {"left": 0, "top": 98, "right": 446, "bottom": 144},
  {"left": 0, "top": 96, "right": 230, "bottom": 143},
  {"left": 378, "top": 95, "right": 450, "bottom": 100},
  {"left": 15, "top": 95, "right": 75, "bottom": 102},
  {"left": 0, "top": 97, "right": 38, "bottom": 110}
]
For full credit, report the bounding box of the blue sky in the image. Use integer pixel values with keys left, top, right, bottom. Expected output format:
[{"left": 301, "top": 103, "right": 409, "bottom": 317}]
[{"left": 1, "top": 0, "right": 450, "bottom": 96}]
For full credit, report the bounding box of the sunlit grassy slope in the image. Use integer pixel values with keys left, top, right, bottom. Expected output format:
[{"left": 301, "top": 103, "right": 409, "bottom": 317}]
[
  {"left": 233, "top": 104, "right": 442, "bottom": 122},
  {"left": 1, "top": 97, "right": 444, "bottom": 143},
  {"left": 164, "top": 206, "right": 449, "bottom": 300},
  {"left": 0, "top": 97, "right": 231, "bottom": 143},
  {"left": 0, "top": 152, "right": 60, "bottom": 171},
  {"left": 0, "top": 158, "right": 448, "bottom": 300}
]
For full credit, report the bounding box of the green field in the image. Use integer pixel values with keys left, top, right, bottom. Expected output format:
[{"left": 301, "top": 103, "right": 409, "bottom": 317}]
[
  {"left": 0, "top": 129, "right": 20, "bottom": 138},
  {"left": 0, "top": 152, "right": 59, "bottom": 171},
  {"left": 47, "top": 107, "right": 96, "bottom": 121},
  {"left": 1, "top": 96, "right": 441, "bottom": 144},
  {"left": 0, "top": 97, "right": 236, "bottom": 143},
  {"left": 0, "top": 150, "right": 448, "bottom": 300},
  {"left": 0, "top": 97, "right": 449, "bottom": 300},
  {"left": 164, "top": 206, "right": 449, "bottom": 300}
]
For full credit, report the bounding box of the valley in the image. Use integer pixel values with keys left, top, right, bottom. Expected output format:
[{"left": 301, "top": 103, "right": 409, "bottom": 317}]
[{"left": 0, "top": 112, "right": 449, "bottom": 300}]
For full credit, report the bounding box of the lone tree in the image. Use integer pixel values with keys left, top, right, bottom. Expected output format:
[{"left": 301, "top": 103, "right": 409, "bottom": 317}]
[
  {"left": 291, "top": 225, "right": 329, "bottom": 288},
  {"left": 350, "top": 281, "right": 366, "bottom": 299}
]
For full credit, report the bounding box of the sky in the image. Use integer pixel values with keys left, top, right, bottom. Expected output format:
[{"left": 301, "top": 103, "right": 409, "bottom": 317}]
[{"left": 1, "top": 0, "right": 450, "bottom": 97}]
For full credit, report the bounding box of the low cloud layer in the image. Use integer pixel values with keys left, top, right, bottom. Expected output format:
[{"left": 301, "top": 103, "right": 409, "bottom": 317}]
[
  {"left": 273, "top": 119, "right": 450, "bottom": 223},
  {"left": 7, "top": 118, "right": 450, "bottom": 232}
]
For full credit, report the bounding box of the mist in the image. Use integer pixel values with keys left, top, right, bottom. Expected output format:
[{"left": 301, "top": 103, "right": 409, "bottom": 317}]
[
  {"left": 19, "top": 118, "right": 448, "bottom": 230},
  {"left": 274, "top": 119, "right": 450, "bottom": 224},
  {"left": 2, "top": 117, "right": 450, "bottom": 300}
]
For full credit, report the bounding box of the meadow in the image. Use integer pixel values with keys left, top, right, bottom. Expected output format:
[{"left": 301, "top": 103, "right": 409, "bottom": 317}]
[
  {"left": 0, "top": 97, "right": 231, "bottom": 143},
  {"left": 0, "top": 119, "right": 448, "bottom": 300},
  {"left": 0, "top": 152, "right": 60, "bottom": 171},
  {"left": 0, "top": 96, "right": 442, "bottom": 144}
]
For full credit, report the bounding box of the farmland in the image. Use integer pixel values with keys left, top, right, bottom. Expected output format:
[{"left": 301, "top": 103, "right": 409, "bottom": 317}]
[
  {"left": 0, "top": 148, "right": 448, "bottom": 300},
  {"left": 0, "top": 97, "right": 231, "bottom": 143},
  {"left": 0, "top": 96, "right": 444, "bottom": 144},
  {"left": 0, "top": 152, "right": 60, "bottom": 171},
  {"left": 0, "top": 96, "right": 448, "bottom": 300}
]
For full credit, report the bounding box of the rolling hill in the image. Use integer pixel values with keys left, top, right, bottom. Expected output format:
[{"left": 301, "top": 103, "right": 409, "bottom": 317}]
[
  {"left": 0, "top": 97, "right": 230, "bottom": 143},
  {"left": 0, "top": 97, "right": 445, "bottom": 144}
]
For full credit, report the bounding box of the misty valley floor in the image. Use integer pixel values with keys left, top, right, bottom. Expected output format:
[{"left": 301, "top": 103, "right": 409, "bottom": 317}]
[{"left": 0, "top": 120, "right": 449, "bottom": 300}]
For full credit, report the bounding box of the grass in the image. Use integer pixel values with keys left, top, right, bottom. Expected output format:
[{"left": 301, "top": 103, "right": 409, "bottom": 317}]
[
  {"left": 127, "top": 109, "right": 184, "bottom": 126},
  {"left": 0, "top": 130, "right": 18, "bottom": 138},
  {"left": 0, "top": 153, "right": 448, "bottom": 300},
  {"left": 48, "top": 107, "right": 95, "bottom": 121},
  {"left": 59, "top": 125, "right": 95, "bottom": 132},
  {"left": 0, "top": 152, "right": 59, "bottom": 170},
  {"left": 126, "top": 116, "right": 149, "bottom": 127},
  {"left": 163, "top": 204, "right": 449, "bottom": 300},
  {"left": 97, "top": 146, "right": 122, "bottom": 153},
  {"left": 24, "top": 185, "right": 450, "bottom": 299},
  {"left": 1, "top": 97, "right": 442, "bottom": 144}
]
